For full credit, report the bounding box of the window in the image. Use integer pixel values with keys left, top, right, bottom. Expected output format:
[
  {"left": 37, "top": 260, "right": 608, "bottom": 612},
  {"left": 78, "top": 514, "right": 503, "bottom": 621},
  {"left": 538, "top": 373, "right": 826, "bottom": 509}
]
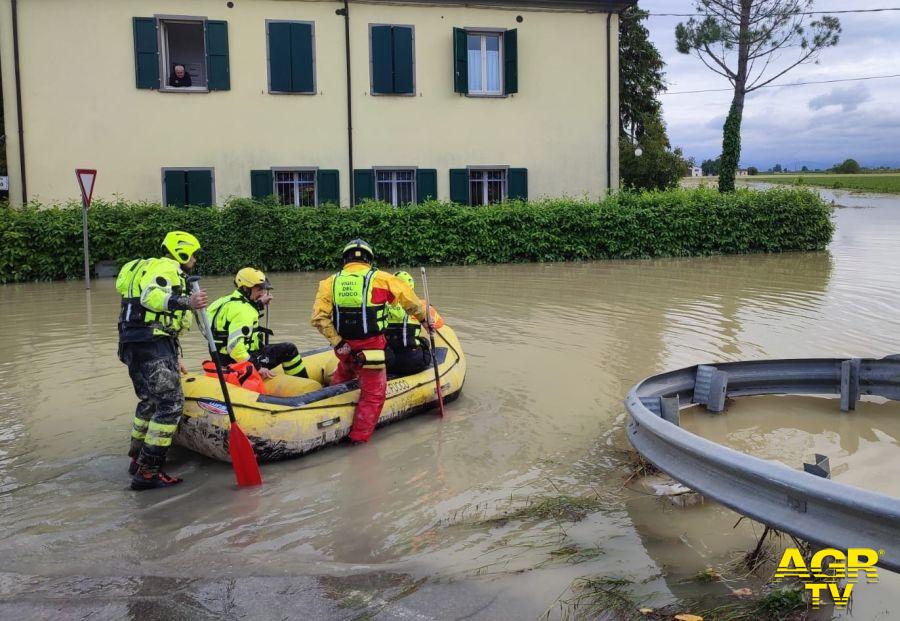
[
  {"left": 469, "top": 169, "right": 507, "bottom": 205},
  {"left": 467, "top": 33, "right": 502, "bottom": 95},
  {"left": 453, "top": 28, "right": 517, "bottom": 96},
  {"left": 274, "top": 170, "right": 317, "bottom": 206},
  {"left": 375, "top": 169, "right": 416, "bottom": 206},
  {"left": 133, "top": 17, "right": 230, "bottom": 91},
  {"left": 160, "top": 19, "right": 207, "bottom": 89},
  {"left": 267, "top": 21, "right": 316, "bottom": 94},
  {"left": 163, "top": 168, "right": 214, "bottom": 207},
  {"left": 370, "top": 25, "right": 415, "bottom": 95}
]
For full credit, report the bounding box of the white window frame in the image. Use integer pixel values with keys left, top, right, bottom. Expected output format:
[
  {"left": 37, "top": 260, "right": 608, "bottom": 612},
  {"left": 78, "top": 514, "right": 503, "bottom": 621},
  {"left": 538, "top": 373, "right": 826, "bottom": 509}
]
[
  {"left": 466, "top": 30, "right": 504, "bottom": 97},
  {"left": 160, "top": 167, "right": 216, "bottom": 207},
  {"left": 272, "top": 167, "right": 319, "bottom": 207},
  {"left": 266, "top": 20, "right": 317, "bottom": 95},
  {"left": 374, "top": 167, "right": 417, "bottom": 206},
  {"left": 156, "top": 15, "right": 210, "bottom": 93},
  {"left": 468, "top": 166, "right": 508, "bottom": 206}
]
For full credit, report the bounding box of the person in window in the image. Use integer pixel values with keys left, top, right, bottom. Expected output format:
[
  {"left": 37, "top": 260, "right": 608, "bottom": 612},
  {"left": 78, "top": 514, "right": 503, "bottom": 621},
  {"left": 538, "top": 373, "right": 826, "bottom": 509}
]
[{"left": 169, "top": 64, "right": 192, "bottom": 88}]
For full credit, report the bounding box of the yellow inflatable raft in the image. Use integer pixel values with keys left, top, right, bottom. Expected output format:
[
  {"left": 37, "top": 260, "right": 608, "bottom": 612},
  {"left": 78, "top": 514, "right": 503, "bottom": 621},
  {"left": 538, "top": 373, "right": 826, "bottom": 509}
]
[{"left": 176, "top": 326, "right": 465, "bottom": 462}]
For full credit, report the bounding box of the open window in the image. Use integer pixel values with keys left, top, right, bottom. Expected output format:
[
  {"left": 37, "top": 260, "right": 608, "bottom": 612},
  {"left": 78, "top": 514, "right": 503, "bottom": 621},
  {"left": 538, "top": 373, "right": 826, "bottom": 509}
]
[
  {"left": 160, "top": 19, "right": 207, "bottom": 89},
  {"left": 449, "top": 167, "right": 527, "bottom": 205},
  {"left": 250, "top": 169, "right": 341, "bottom": 206},
  {"left": 133, "top": 17, "right": 230, "bottom": 91},
  {"left": 453, "top": 28, "right": 517, "bottom": 96}
]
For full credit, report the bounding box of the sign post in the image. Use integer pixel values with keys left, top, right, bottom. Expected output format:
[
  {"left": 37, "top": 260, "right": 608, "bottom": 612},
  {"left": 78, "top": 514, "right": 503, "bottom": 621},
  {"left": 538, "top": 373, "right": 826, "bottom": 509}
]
[{"left": 75, "top": 169, "right": 97, "bottom": 289}]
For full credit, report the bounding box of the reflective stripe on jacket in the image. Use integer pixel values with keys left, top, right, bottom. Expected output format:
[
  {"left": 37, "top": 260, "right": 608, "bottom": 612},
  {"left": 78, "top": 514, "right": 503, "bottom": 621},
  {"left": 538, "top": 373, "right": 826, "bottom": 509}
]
[
  {"left": 117, "top": 257, "right": 192, "bottom": 342},
  {"left": 206, "top": 290, "right": 261, "bottom": 362}
]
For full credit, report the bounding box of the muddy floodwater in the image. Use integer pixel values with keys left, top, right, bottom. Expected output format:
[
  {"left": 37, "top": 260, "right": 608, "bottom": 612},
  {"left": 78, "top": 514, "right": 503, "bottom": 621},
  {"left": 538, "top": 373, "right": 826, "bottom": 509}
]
[{"left": 2, "top": 188, "right": 900, "bottom": 619}]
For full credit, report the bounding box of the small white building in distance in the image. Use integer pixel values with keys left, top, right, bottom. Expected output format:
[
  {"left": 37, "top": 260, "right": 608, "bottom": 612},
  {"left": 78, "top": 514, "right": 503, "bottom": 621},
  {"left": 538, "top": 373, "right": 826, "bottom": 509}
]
[{"left": 691, "top": 167, "right": 703, "bottom": 177}]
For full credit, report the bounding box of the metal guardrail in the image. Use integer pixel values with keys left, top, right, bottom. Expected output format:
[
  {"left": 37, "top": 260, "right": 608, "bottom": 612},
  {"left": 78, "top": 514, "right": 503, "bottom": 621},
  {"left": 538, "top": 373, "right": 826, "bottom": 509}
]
[{"left": 625, "top": 357, "right": 900, "bottom": 573}]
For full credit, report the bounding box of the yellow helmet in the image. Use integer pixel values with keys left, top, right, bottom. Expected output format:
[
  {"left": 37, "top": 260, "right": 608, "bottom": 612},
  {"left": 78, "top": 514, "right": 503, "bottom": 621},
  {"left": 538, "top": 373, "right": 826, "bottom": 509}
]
[
  {"left": 235, "top": 267, "right": 271, "bottom": 289},
  {"left": 393, "top": 270, "right": 415, "bottom": 289},
  {"left": 161, "top": 231, "right": 201, "bottom": 264}
]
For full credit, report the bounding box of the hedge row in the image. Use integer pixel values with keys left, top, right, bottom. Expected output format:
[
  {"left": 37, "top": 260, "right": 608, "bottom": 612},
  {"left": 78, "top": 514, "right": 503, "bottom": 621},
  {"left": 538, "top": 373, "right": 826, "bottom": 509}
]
[{"left": 0, "top": 188, "right": 834, "bottom": 282}]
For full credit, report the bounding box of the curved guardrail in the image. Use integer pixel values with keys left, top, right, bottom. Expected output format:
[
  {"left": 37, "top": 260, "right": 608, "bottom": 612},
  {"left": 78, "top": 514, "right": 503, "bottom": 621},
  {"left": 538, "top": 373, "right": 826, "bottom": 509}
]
[{"left": 625, "top": 357, "right": 900, "bottom": 572}]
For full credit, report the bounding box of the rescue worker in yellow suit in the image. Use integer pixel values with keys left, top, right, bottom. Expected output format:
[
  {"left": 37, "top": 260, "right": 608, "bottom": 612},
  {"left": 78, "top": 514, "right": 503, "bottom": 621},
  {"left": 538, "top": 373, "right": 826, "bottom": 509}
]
[
  {"left": 116, "top": 231, "right": 208, "bottom": 490},
  {"left": 384, "top": 270, "right": 444, "bottom": 376},
  {"left": 311, "top": 239, "right": 439, "bottom": 443},
  {"left": 206, "top": 267, "right": 308, "bottom": 380}
]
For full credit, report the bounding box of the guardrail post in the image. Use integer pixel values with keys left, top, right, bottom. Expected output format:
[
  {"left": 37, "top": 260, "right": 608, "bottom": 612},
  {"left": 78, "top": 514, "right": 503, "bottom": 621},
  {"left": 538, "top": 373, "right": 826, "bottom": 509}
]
[
  {"left": 707, "top": 371, "right": 728, "bottom": 413},
  {"left": 840, "top": 358, "right": 861, "bottom": 412},
  {"left": 660, "top": 396, "right": 680, "bottom": 425}
]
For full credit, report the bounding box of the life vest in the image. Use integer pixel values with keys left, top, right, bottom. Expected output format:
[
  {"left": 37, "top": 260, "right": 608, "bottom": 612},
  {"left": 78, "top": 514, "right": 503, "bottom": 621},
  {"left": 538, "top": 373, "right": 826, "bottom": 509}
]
[
  {"left": 384, "top": 304, "right": 421, "bottom": 350},
  {"left": 116, "top": 257, "right": 189, "bottom": 341},
  {"left": 331, "top": 267, "right": 388, "bottom": 340},
  {"left": 202, "top": 360, "right": 267, "bottom": 394}
]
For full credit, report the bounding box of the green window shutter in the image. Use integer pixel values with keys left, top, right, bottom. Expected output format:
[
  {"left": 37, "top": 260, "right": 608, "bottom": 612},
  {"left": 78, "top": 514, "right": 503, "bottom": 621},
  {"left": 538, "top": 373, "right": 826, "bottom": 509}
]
[
  {"left": 504, "top": 29, "right": 518, "bottom": 95},
  {"left": 416, "top": 169, "right": 437, "bottom": 203},
  {"left": 452, "top": 28, "right": 468, "bottom": 94},
  {"left": 317, "top": 169, "right": 340, "bottom": 205},
  {"left": 449, "top": 169, "right": 469, "bottom": 204},
  {"left": 371, "top": 26, "right": 394, "bottom": 94},
  {"left": 392, "top": 26, "right": 414, "bottom": 95},
  {"left": 187, "top": 170, "right": 213, "bottom": 206},
  {"left": 291, "top": 22, "right": 315, "bottom": 93},
  {"left": 353, "top": 169, "right": 375, "bottom": 204},
  {"left": 268, "top": 22, "right": 292, "bottom": 92},
  {"left": 508, "top": 168, "right": 528, "bottom": 201},
  {"left": 164, "top": 170, "right": 187, "bottom": 207},
  {"left": 206, "top": 20, "right": 230, "bottom": 90},
  {"left": 251, "top": 170, "right": 273, "bottom": 199},
  {"left": 133, "top": 17, "right": 159, "bottom": 89}
]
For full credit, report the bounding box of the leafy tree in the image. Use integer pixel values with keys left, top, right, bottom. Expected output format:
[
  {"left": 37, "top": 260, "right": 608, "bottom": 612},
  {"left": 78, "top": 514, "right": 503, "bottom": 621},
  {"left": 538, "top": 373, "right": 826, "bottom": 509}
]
[
  {"left": 832, "top": 158, "right": 861, "bottom": 174},
  {"left": 702, "top": 157, "right": 722, "bottom": 176},
  {"left": 801, "top": 165, "right": 809, "bottom": 172},
  {"left": 676, "top": 1, "right": 841, "bottom": 192},
  {"left": 773, "top": 164, "right": 783, "bottom": 173},
  {"left": 620, "top": 116, "right": 688, "bottom": 191},
  {"left": 747, "top": 166, "right": 759, "bottom": 175},
  {"left": 620, "top": 6, "right": 666, "bottom": 140}
]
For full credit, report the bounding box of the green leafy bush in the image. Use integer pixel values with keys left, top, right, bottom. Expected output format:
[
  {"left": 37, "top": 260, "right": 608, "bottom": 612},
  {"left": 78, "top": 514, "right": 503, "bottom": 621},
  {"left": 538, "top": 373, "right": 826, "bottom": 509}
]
[{"left": 0, "top": 188, "right": 834, "bottom": 283}]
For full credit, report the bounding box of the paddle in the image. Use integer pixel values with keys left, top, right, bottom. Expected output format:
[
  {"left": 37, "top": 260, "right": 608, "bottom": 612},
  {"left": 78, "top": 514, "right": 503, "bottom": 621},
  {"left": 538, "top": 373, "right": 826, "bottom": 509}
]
[
  {"left": 420, "top": 267, "right": 446, "bottom": 418},
  {"left": 188, "top": 277, "right": 263, "bottom": 487}
]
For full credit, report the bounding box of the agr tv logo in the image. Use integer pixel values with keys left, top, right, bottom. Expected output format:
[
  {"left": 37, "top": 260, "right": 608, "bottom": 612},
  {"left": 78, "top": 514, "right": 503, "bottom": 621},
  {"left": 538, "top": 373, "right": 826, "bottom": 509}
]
[{"left": 774, "top": 548, "right": 881, "bottom": 608}]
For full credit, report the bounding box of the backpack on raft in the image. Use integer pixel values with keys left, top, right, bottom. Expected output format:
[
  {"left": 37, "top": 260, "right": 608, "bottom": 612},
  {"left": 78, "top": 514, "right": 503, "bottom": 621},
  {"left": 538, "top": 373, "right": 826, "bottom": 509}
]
[{"left": 202, "top": 360, "right": 267, "bottom": 394}]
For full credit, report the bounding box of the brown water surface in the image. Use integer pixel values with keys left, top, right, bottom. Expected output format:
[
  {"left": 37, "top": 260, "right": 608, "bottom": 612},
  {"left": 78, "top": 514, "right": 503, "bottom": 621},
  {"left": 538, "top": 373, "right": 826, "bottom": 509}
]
[{"left": 1, "top": 190, "right": 899, "bottom": 619}]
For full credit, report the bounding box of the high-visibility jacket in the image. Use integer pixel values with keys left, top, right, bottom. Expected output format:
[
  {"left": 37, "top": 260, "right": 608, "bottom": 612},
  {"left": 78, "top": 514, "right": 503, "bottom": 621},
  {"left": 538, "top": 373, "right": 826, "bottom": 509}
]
[
  {"left": 311, "top": 262, "right": 428, "bottom": 347},
  {"left": 206, "top": 290, "right": 263, "bottom": 362},
  {"left": 116, "top": 257, "right": 193, "bottom": 342}
]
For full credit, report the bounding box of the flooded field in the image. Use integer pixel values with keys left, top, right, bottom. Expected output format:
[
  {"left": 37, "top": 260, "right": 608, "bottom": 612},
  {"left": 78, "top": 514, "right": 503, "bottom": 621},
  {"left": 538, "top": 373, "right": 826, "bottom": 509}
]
[{"left": 1, "top": 187, "right": 898, "bottom": 619}]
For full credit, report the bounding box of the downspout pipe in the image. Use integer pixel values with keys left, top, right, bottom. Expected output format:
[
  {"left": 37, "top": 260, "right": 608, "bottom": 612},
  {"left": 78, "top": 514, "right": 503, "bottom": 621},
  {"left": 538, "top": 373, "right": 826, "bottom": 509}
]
[
  {"left": 11, "top": 0, "right": 26, "bottom": 202},
  {"left": 339, "top": 0, "right": 354, "bottom": 206},
  {"left": 606, "top": 11, "right": 612, "bottom": 195}
]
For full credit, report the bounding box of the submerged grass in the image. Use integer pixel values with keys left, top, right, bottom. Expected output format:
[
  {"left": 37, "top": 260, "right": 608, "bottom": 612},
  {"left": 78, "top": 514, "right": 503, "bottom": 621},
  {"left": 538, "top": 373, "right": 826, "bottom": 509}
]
[
  {"left": 476, "top": 494, "right": 609, "bottom": 526},
  {"left": 751, "top": 173, "right": 900, "bottom": 194}
]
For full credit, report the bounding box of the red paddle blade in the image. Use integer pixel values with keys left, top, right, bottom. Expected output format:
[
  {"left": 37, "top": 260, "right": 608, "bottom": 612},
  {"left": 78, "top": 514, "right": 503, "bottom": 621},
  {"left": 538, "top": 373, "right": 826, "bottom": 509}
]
[{"left": 229, "top": 423, "right": 263, "bottom": 487}]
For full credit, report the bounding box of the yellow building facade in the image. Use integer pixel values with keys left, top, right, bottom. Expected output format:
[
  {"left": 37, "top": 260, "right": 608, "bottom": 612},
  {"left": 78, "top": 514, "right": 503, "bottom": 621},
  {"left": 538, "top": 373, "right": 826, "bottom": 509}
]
[{"left": 0, "top": 0, "right": 629, "bottom": 207}]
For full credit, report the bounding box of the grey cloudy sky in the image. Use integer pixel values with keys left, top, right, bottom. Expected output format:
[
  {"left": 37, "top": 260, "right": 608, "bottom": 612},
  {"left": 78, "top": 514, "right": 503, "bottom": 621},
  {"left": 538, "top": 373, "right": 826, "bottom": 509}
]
[{"left": 639, "top": 0, "right": 900, "bottom": 169}]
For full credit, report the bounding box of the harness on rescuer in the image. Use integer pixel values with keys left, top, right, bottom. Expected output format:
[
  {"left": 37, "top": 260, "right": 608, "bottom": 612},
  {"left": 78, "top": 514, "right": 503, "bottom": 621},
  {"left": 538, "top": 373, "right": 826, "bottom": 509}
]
[
  {"left": 332, "top": 267, "right": 388, "bottom": 340},
  {"left": 116, "top": 231, "right": 202, "bottom": 342}
]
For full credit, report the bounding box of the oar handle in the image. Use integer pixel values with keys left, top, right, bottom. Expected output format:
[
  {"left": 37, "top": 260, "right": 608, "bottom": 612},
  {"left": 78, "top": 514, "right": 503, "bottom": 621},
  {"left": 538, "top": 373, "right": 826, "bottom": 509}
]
[
  {"left": 189, "top": 276, "right": 238, "bottom": 424},
  {"left": 420, "top": 267, "right": 446, "bottom": 417}
]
